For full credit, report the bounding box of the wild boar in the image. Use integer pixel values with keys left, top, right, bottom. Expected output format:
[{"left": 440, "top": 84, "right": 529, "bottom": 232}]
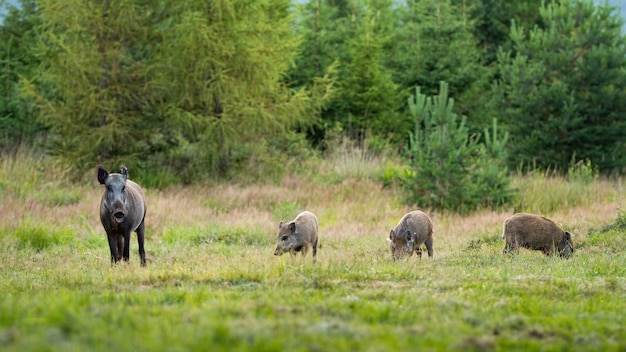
[
  {"left": 97, "top": 165, "right": 147, "bottom": 266},
  {"left": 389, "top": 210, "right": 433, "bottom": 259},
  {"left": 274, "top": 211, "right": 319, "bottom": 262},
  {"left": 501, "top": 213, "right": 574, "bottom": 258}
]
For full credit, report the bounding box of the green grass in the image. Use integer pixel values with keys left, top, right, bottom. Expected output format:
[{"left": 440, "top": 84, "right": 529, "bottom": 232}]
[
  {"left": 2, "top": 235, "right": 626, "bottom": 351},
  {"left": 1, "top": 149, "right": 626, "bottom": 351}
]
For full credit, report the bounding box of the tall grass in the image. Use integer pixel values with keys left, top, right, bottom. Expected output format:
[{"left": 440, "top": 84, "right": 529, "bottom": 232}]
[
  {"left": 1, "top": 146, "right": 625, "bottom": 350},
  {"left": 511, "top": 169, "right": 620, "bottom": 215}
]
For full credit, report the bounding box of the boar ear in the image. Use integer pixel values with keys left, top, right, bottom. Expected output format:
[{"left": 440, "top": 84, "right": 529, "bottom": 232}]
[
  {"left": 120, "top": 165, "right": 128, "bottom": 179},
  {"left": 278, "top": 221, "right": 283, "bottom": 229},
  {"left": 288, "top": 222, "right": 296, "bottom": 233},
  {"left": 389, "top": 229, "right": 395, "bottom": 240},
  {"left": 564, "top": 231, "right": 572, "bottom": 241},
  {"left": 97, "top": 165, "right": 108, "bottom": 185}
]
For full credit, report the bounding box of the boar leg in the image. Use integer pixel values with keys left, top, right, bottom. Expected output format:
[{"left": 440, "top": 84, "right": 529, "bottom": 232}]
[
  {"left": 122, "top": 231, "right": 131, "bottom": 262},
  {"left": 137, "top": 221, "right": 146, "bottom": 267},
  {"left": 116, "top": 235, "right": 125, "bottom": 261},
  {"left": 312, "top": 240, "right": 318, "bottom": 263},
  {"left": 502, "top": 237, "right": 519, "bottom": 255},
  {"left": 107, "top": 232, "right": 120, "bottom": 264},
  {"left": 425, "top": 238, "right": 433, "bottom": 258},
  {"left": 543, "top": 247, "right": 554, "bottom": 257}
]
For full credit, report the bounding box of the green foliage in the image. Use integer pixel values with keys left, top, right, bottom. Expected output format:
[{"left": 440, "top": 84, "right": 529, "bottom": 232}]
[
  {"left": 388, "top": 0, "right": 490, "bottom": 128},
  {"left": 337, "top": 0, "right": 402, "bottom": 140},
  {"left": 0, "top": 0, "right": 44, "bottom": 147},
  {"left": 493, "top": 0, "right": 626, "bottom": 172},
  {"left": 469, "top": 118, "right": 516, "bottom": 208},
  {"left": 226, "top": 131, "right": 319, "bottom": 184},
  {"left": 20, "top": 0, "right": 160, "bottom": 172},
  {"left": 291, "top": 0, "right": 405, "bottom": 143},
  {"left": 153, "top": 0, "right": 323, "bottom": 176},
  {"left": 568, "top": 157, "right": 599, "bottom": 184},
  {"left": 19, "top": 0, "right": 333, "bottom": 181},
  {"left": 399, "top": 82, "right": 513, "bottom": 212},
  {"left": 469, "top": 0, "right": 545, "bottom": 64}
]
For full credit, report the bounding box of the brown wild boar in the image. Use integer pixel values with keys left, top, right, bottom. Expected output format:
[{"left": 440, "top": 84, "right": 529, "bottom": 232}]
[
  {"left": 274, "top": 211, "right": 319, "bottom": 262},
  {"left": 502, "top": 213, "right": 574, "bottom": 258},
  {"left": 389, "top": 210, "right": 433, "bottom": 259}
]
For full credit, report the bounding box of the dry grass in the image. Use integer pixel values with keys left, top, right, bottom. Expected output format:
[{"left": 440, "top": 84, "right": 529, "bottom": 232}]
[{"left": 1, "top": 170, "right": 622, "bottom": 262}]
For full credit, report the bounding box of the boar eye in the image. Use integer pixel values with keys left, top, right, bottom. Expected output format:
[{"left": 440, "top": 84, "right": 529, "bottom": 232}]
[
  {"left": 121, "top": 185, "right": 126, "bottom": 192},
  {"left": 281, "top": 235, "right": 288, "bottom": 241},
  {"left": 106, "top": 185, "right": 112, "bottom": 192}
]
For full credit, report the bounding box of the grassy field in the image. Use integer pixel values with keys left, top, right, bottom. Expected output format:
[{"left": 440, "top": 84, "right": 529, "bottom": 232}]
[{"left": 1, "top": 151, "right": 626, "bottom": 351}]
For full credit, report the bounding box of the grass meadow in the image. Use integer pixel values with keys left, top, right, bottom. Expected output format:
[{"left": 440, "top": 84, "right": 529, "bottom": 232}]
[{"left": 1, "top": 148, "right": 626, "bottom": 351}]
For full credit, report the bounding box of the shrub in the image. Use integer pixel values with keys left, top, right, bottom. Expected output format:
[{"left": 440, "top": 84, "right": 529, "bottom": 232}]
[{"left": 398, "top": 82, "right": 513, "bottom": 213}]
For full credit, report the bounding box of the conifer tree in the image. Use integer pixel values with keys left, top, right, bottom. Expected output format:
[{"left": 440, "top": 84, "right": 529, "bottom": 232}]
[
  {"left": 389, "top": 0, "right": 488, "bottom": 126},
  {"left": 494, "top": 0, "right": 626, "bottom": 172},
  {"left": 21, "top": 0, "right": 333, "bottom": 178},
  {"left": 152, "top": 0, "right": 333, "bottom": 177},
  {"left": 338, "top": 0, "right": 402, "bottom": 141},
  {"left": 291, "top": 0, "right": 402, "bottom": 144},
  {"left": 21, "top": 0, "right": 159, "bottom": 170},
  {"left": 403, "top": 82, "right": 512, "bottom": 212},
  {"left": 0, "top": 0, "right": 42, "bottom": 148}
]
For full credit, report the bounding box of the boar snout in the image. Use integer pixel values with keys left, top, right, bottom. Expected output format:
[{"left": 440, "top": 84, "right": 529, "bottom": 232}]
[{"left": 113, "top": 211, "right": 125, "bottom": 223}]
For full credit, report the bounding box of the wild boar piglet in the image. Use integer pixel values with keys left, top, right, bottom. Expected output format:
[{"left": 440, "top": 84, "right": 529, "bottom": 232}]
[
  {"left": 389, "top": 210, "right": 433, "bottom": 260},
  {"left": 274, "top": 211, "right": 319, "bottom": 262}
]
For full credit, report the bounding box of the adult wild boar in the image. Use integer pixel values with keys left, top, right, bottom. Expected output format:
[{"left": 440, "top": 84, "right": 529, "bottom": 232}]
[
  {"left": 97, "top": 165, "right": 147, "bottom": 266},
  {"left": 502, "top": 213, "right": 574, "bottom": 258},
  {"left": 274, "top": 211, "right": 319, "bottom": 262},
  {"left": 389, "top": 210, "right": 433, "bottom": 259}
]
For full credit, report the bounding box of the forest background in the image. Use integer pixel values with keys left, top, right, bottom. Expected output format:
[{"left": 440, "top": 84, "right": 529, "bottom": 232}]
[{"left": 0, "top": 0, "right": 625, "bottom": 212}]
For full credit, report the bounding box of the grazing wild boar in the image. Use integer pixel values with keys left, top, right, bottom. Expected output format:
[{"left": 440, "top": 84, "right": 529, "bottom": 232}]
[
  {"left": 389, "top": 210, "right": 433, "bottom": 259},
  {"left": 274, "top": 211, "right": 319, "bottom": 262},
  {"left": 502, "top": 213, "right": 574, "bottom": 258},
  {"left": 97, "top": 165, "right": 147, "bottom": 266}
]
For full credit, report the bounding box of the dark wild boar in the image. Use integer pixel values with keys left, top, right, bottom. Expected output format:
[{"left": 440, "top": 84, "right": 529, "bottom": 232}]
[
  {"left": 274, "top": 211, "right": 319, "bottom": 262},
  {"left": 389, "top": 210, "right": 433, "bottom": 259},
  {"left": 97, "top": 165, "right": 147, "bottom": 266},
  {"left": 502, "top": 213, "right": 574, "bottom": 258}
]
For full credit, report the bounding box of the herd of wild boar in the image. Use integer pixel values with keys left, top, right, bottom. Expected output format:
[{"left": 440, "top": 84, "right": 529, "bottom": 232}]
[{"left": 97, "top": 166, "right": 575, "bottom": 266}]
